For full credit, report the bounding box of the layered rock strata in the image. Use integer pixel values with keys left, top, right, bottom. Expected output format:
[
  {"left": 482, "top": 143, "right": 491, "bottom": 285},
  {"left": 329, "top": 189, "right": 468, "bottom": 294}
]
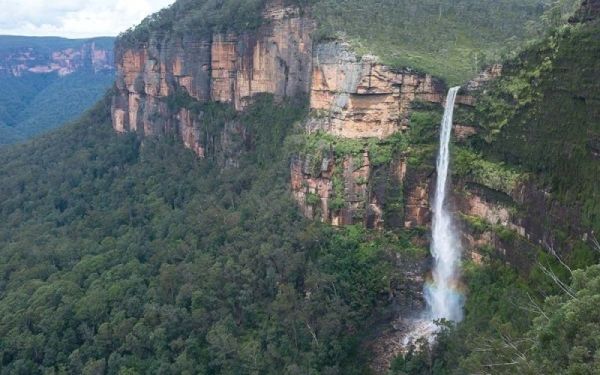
[
  {"left": 111, "top": 1, "right": 314, "bottom": 157},
  {"left": 307, "top": 42, "right": 447, "bottom": 139},
  {"left": 292, "top": 42, "right": 458, "bottom": 228},
  {"left": 0, "top": 40, "right": 113, "bottom": 77},
  {"left": 291, "top": 151, "right": 386, "bottom": 228}
]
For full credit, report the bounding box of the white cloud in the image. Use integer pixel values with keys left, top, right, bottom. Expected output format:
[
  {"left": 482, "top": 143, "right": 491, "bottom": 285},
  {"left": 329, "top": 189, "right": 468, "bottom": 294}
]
[{"left": 0, "top": 0, "right": 175, "bottom": 38}]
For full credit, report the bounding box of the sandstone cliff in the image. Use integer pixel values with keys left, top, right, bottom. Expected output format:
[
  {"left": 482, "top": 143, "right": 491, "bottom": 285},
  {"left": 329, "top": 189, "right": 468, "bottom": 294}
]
[
  {"left": 291, "top": 42, "right": 465, "bottom": 228},
  {"left": 0, "top": 37, "right": 113, "bottom": 77},
  {"left": 111, "top": 0, "right": 314, "bottom": 157},
  {"left": 111, "top": 2, "right": 475, "bottom": 228},
  {"left": 307, "top": 42, "right": 446, "bottom": 139},
  {"left": 110, "top": 0, "right": 586, "bottom": 266}
]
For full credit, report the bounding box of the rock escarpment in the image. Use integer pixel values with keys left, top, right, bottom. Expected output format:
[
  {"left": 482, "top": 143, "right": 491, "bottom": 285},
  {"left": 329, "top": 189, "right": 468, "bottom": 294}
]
[
  {"left": 111, "top": 0, "right": 587, "bottom": 263},
  {"left": 110, "top": 1, "right": 469, "bottom": 230},
  {"left": 291, "top": 42, "right": 467, "bottom": 228},
  {"left": 0, "top": 38, "right": 113, "bottom": 77},
  {"left": 111, "top": 1, "right": 314, "bottom": 157},
  {"left": 290, "top": 151, "right": 392, "bottom": 228},
  {"left": 307, "top": 42, "right": 446, "bottom": 139},
  {"left": 290, "top": 148, "right": 437, "bottom": 229},
  {"left": 110, "top": 2, "right": 475, "bottom": 228}
]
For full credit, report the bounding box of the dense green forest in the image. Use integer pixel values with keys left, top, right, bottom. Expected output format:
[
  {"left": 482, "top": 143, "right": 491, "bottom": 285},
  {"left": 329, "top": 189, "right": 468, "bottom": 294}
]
[
  {"left": 0, "top": 0, "right": 598, "bottom": 373},
  {"left": 0, "top": 72, "right": 114, "bottom": 145},
  {"left": 0, "top": 95, "right": 429, "bottom": 374}
]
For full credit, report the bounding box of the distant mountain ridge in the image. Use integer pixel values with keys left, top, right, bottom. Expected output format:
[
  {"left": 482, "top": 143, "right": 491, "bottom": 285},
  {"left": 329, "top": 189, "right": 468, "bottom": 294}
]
[
  {"left": 0, "top": 36, "right": 115, "bottom": 145},
  {"left": 0, "top": 36, "right": 114, "bottom": 77}
]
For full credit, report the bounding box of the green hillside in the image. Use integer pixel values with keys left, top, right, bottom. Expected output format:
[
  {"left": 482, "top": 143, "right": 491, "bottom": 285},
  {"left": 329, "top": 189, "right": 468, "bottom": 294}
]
[
  {"left": 391, "top": 13, "right": 600, "bottom": 375},
  {"left": 0, "top": 36, "right": 114, "bottom": 145},
  {"left": 0, "top": 95, "right": 426, "bottom": 374},
  {"left": 472, "top": 21, "right": 600, "bottom": 231},
  {"left": 312, "top": 0, "right": 587, "bottom": 84}
]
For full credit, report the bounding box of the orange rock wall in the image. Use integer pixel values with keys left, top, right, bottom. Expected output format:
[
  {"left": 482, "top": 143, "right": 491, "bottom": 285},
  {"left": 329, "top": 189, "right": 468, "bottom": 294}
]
[
  {"left": 111, "top": 1, "right": 510, "bottom": 240},
  {"left": 111, "top": 1, "right": 314, "bottom": 156},
  {"left": 307, "top": 42, "right": 452, "bottom": 139},
  {"left": 290, "top": 151, "right": 388, "bottom": 229},
  {"left": 292, "top": 41, "right": 483, "bottom": 229}
]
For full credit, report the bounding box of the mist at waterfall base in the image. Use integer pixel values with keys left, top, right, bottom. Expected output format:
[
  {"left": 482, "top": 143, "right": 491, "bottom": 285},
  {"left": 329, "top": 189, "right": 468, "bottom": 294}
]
[
  {"left": 400, "top": 88, "right": 464, "bottom": 348},
  {"left": 424, "top": 86, "right": 464, "bottom": 324}
]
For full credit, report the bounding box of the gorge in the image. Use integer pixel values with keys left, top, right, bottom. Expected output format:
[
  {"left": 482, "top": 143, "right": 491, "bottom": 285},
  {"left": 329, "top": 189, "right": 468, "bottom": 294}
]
[
  {"left": 0, "top": 36, "right": 115, "bottom": 144},
  {"left": 0, "top": 0, "right": 598, "bottom": 374},
  {"left": 106, "top": 0, "right": 600, "bottom": 371}
]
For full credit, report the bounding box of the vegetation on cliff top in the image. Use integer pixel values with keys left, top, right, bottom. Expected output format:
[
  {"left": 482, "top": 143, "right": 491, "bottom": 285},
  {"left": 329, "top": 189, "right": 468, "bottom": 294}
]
[
  {"left": 312, "top": 0, "right": 559, "bottom": 84},
  {"left": 117, "top": 0, "right": 580, "bottom": 85},
  {"left": 117, "top": 0, "right": 271, "bottom": 46}
]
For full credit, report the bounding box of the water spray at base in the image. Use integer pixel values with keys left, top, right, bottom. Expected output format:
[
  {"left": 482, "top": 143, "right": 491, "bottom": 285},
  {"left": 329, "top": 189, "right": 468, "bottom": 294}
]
[
  {"left": 424, "top": 86, "right": 464, "bottom": 325},
  {"left": 401, "top": 87, "right": 464, "bottom": 348}
]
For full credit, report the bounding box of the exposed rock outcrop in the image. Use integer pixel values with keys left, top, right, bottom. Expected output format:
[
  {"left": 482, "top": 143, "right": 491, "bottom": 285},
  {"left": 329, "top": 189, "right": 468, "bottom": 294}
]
[
  {"left": 290, "top": 151, "right": 381, "bottom": 227},
  {"left": 403, "top": 168, "right": 433, "bottom": 228},
  {"left": 307, "top": 42, "right": 447, "bottom": 139},
  {"left": 111, "top": 1, "right": 314, "bottom": 157},
  {"left": 111, "top": 1, "right": 483, "bottom": 232},
  {"left": 113, "top": 0, "right": 564, "bottom": 260},
  {"left": 465, "top": 64, "right": 503, "bottom": 91},
  {"left": 453, "top": 176, "right": 593, "bottom": 271},
  {"left": 0, "top": 39, "right": 113, "bottom": 77},
  {"left": 291, "top": 41, "right": 482, "bottom": 228}
]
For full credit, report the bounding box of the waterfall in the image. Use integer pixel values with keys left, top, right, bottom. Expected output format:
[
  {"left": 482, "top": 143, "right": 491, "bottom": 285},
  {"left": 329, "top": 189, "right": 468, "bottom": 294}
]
[{"left": 425, "top": 86, "right": 464, "bottom": 323}]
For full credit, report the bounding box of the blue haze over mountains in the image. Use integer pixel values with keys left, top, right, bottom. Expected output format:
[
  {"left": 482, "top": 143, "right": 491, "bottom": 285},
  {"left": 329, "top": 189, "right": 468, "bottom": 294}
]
[{"left": 0, "top": 36, "right": 115, "bottom": 145}]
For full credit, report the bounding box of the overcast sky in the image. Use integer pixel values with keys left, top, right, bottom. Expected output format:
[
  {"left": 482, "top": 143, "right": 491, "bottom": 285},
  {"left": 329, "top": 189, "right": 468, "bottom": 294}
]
[{"left": 0, "top": 0, "right": 175, "bottom": 39}]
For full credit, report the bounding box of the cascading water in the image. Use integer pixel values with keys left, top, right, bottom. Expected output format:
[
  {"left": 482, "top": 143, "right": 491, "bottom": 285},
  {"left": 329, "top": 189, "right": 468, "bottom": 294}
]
[
  {"left": 424, "top": 86, "right": 464, "bottom": 323},
  {"left": 400, "top": 87, "right": 464, "bottom": 348}
]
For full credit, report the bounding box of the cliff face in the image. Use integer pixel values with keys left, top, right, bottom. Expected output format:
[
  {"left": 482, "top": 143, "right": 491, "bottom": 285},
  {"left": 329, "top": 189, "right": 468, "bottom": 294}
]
[
  {"left": 307, "top": 42, "right": 446, "bottom": 139},
  {"left": 290, "top": 151, "right": 386, "bottom": 227},
  {"left": 291, "top": 42, "right": 459, "bottom": 228},
  {"left": 110, "top": 0, "right": 593, "bottom": 265},
  {"left": 307, "top": 42, "right": 478, "bottom": 137},
  {"left": 291, "top": 150, "right": 436, "bottom": 229},
  {"left": 111, "top": 3, "right": 472, "bottom": 227},
  {"left": 111, "top": 1, "right": 314, "bottom": 156},
  {"left": 0, "top": 38, "right": 113, "bottom": 77}
]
